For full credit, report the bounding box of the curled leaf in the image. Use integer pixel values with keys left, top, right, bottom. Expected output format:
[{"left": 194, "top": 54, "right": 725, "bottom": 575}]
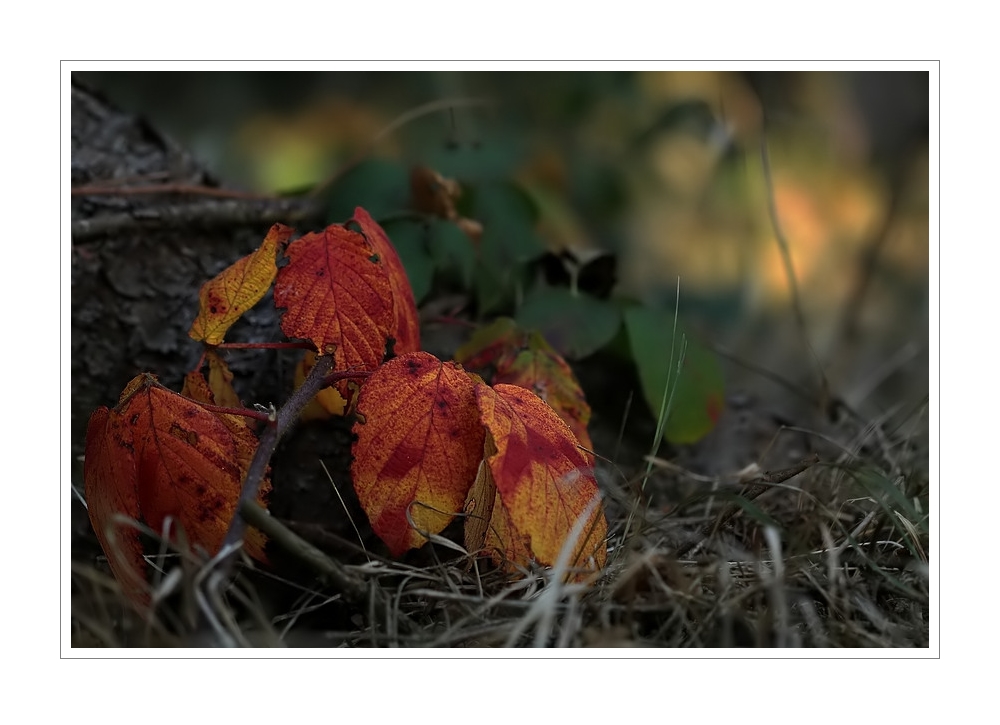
[
  {"left": 351, "top": 352, "right": 485, "bottom": 556},
  {"left": 205, "top": 350, "right": 242, "bottom": 409},
  {"left": 189, "top": 223, "right": 292, "bottom": 345},
  {"left": 475, "top": 383, "right": 607, "bottom": 578},
  {"left": 274, "top": 224, "right": 394, "bottom": 376},
  {"left": 463, "top": 433, "right": 498, "bottom": 555}
]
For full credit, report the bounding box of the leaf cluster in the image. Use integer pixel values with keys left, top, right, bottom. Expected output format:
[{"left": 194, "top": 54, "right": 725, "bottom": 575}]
[{"left": 84, "top": 207, "right": 607, "bottom": 606}]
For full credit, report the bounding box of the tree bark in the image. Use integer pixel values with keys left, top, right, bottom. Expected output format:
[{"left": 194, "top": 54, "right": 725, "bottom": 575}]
[{"left": 70, "top": 80, "right": 368, "bottom": 558}]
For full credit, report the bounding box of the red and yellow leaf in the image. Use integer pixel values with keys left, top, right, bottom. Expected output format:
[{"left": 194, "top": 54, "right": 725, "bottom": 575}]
[
  {"left": 454, "top": 317, "right": 522, "bottom": 372},
  {"left": 274, "top": 224, "right": 394, "bottom": 379},
  {"left": 205, "top": 350, "right": 242, "bottom": 409},
  {"left": 86, "top": 374, "right": 269, "bottom": 604},
  {"left": 84, "top": 405, "right": 147, "bottom": 606},
  {"left": 456, "top": 318, "right": 593, "bottom": 454},
  {"left": 180, "top": 368, "right": 270, "bottom": 561},
  {"left": 350, "top": 207, "right": 421, "bottom": 356},
  {"left": 189, "top": 223, "right": 292, "bottom": 345},
  {"left": 475, "top": 383, "right": 606, "bottom": 578},
  {"left": 351, "top": 352, "right": 485, "bottom": 556},
  {"left": 123, "top": 378, "right": 246, "bottom": 559},
  {"left": 496, "top": 331, "right": 593, "bottom": 454}
]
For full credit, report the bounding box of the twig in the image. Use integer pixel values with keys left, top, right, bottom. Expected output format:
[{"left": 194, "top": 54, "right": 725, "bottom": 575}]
[
  {"left": 72, "top": 182, "right": 279, "bottom": 201},
  {"left": 222, "top": 353, "right": 335, "bottom": 551},
  {"left": 237, "top": 502, "right": 373, "bottom": 607}
]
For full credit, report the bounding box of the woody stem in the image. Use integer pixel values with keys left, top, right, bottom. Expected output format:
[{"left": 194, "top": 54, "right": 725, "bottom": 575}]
[{"left": 221, "top": 353, "right": 335, "bottom": 551}]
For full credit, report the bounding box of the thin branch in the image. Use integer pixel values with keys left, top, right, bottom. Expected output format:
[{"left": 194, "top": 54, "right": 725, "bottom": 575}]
[
  {"left": 222, "top": 353, "right": 335, "bottom": 551},
  {"left": 71, "top": 198, "right": 319, "bottom": 241},
  {"left": 238, "top": 502, "right": 372, "bottom": 606},
  {"left": 72, "top": 182, "right": 279, "bottom": 201},
  {"left": 320, "top": 369, "right": 371, "bottom": 388}
]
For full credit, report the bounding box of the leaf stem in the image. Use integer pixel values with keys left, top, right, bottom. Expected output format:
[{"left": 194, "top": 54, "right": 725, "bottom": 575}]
[{"left": 215, "top": 341, "right": 316, "bottom": 350}]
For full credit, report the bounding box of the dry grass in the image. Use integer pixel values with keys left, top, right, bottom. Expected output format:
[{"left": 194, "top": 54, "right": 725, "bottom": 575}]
[{"left": 70, "top": 397, "right": 929, "bottom": 649}]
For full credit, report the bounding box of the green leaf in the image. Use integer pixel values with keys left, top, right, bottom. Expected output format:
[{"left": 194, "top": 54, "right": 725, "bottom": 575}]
[
  {"left": 624, "top": 306, "right": 724, "bottom": 445},
  {"left": 474, "top": 181, "right": 546, "bottom": 268},
  {"left": 516, "top": 286, "right": 620, "bottom": 360},
  {"left": 427, "top": 218, "right": 477, "bottom": 289},
  {"left": 379, "top": 219, "right": 434, "bottom": 304},
  {"left": 325, "top": 158, "right": 409, "bottom": 222}
]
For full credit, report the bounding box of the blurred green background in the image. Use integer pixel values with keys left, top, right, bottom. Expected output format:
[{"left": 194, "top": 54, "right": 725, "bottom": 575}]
[{"left": 74, "top": 70, "right": 929, "bottom": 421}]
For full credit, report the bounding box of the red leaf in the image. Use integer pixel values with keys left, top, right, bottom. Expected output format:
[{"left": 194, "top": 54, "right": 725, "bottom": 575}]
[
  {"left": 85, "top": 375, "right": 269, "bottom": 604},
  {"left": 84, "top": 405, "right": 147, "bottom": 606},
  {"left": 351, "top": 352, "right": 485, "bottom": 555},
  {"left": 351, "top": 207, "right": 421, "bottom": 356},
  {"left": 274, "top": 224, "right": 394, "bottom": 376},
  {"left": 475, "top": 383, "right": 606, "bottom": 579},
  {"left": 456, "top": 318, "right": 594, "bottom": 454}
]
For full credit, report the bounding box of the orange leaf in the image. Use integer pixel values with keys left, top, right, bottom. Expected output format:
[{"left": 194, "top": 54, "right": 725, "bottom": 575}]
[
  {"left": 206, "top": 350, "right": 242, "bottom": 409},
  {"left": 351, "top": 352, "right": 485, "bottom": 556},
  {"left": 86, "top": 375, "right": 268, "bottom": 604},
  {"left": 189, "top": 223, "right": 292, "bottom": 345},
  {"left": 350, "top": 207, "right": 421, "bottom": 356},
  {"left": 84, "top": 405, "right": 147, "bottom": 606},
  {"left": 274, "top": 224, "right": 394, "bottom": 377},
  {"left": 475, "top": 383, "right": 606, "bottom": 578},
  {"left": 124, "top": 378, "right": 246, "bottom": 559},
  {"left": 180, "top": 365, "right": 270, "bottom": 561},
  {"left": 456, "top": 319, "right": 593, "bottom": 454}
]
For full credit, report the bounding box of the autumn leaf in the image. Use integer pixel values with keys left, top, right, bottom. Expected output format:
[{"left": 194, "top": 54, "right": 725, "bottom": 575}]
[
  {"left": 454, "top": 317, "right": 522, "bottom": 372},
  {"left": 274, "top": 223, "right": 394, "bottom": 379},
  {"left": 84, "top": 405, "right": 147, "bottom": 605},
  {"left": 180, "top": 367, "right": 270, "bottom": 561},
  {"left": 205, "top": 350, "right": 242, "bottom": 409},
  {"left": 475, "top": 383, "right": 606, "bottom": 578},
  {"left": 189, "top": 223, "right": 292, "bottom": 345},
  {"left": 455, "top": 318, "right": 593, "bottom": 453},
  {"left": 85, "top": 375, "right": 268, "bottom": 603},
  {"left": 463, "top": 433, "right": 498, "bottom": 556},
  {"left": 409, "top": 166, "right": 483, "bottom": 244},
  {"left": 350, "top": 207, "right": 421, "bottom": 356},
  {"left": 351, "top": 352, "right": 485, "bottom": 556}
]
